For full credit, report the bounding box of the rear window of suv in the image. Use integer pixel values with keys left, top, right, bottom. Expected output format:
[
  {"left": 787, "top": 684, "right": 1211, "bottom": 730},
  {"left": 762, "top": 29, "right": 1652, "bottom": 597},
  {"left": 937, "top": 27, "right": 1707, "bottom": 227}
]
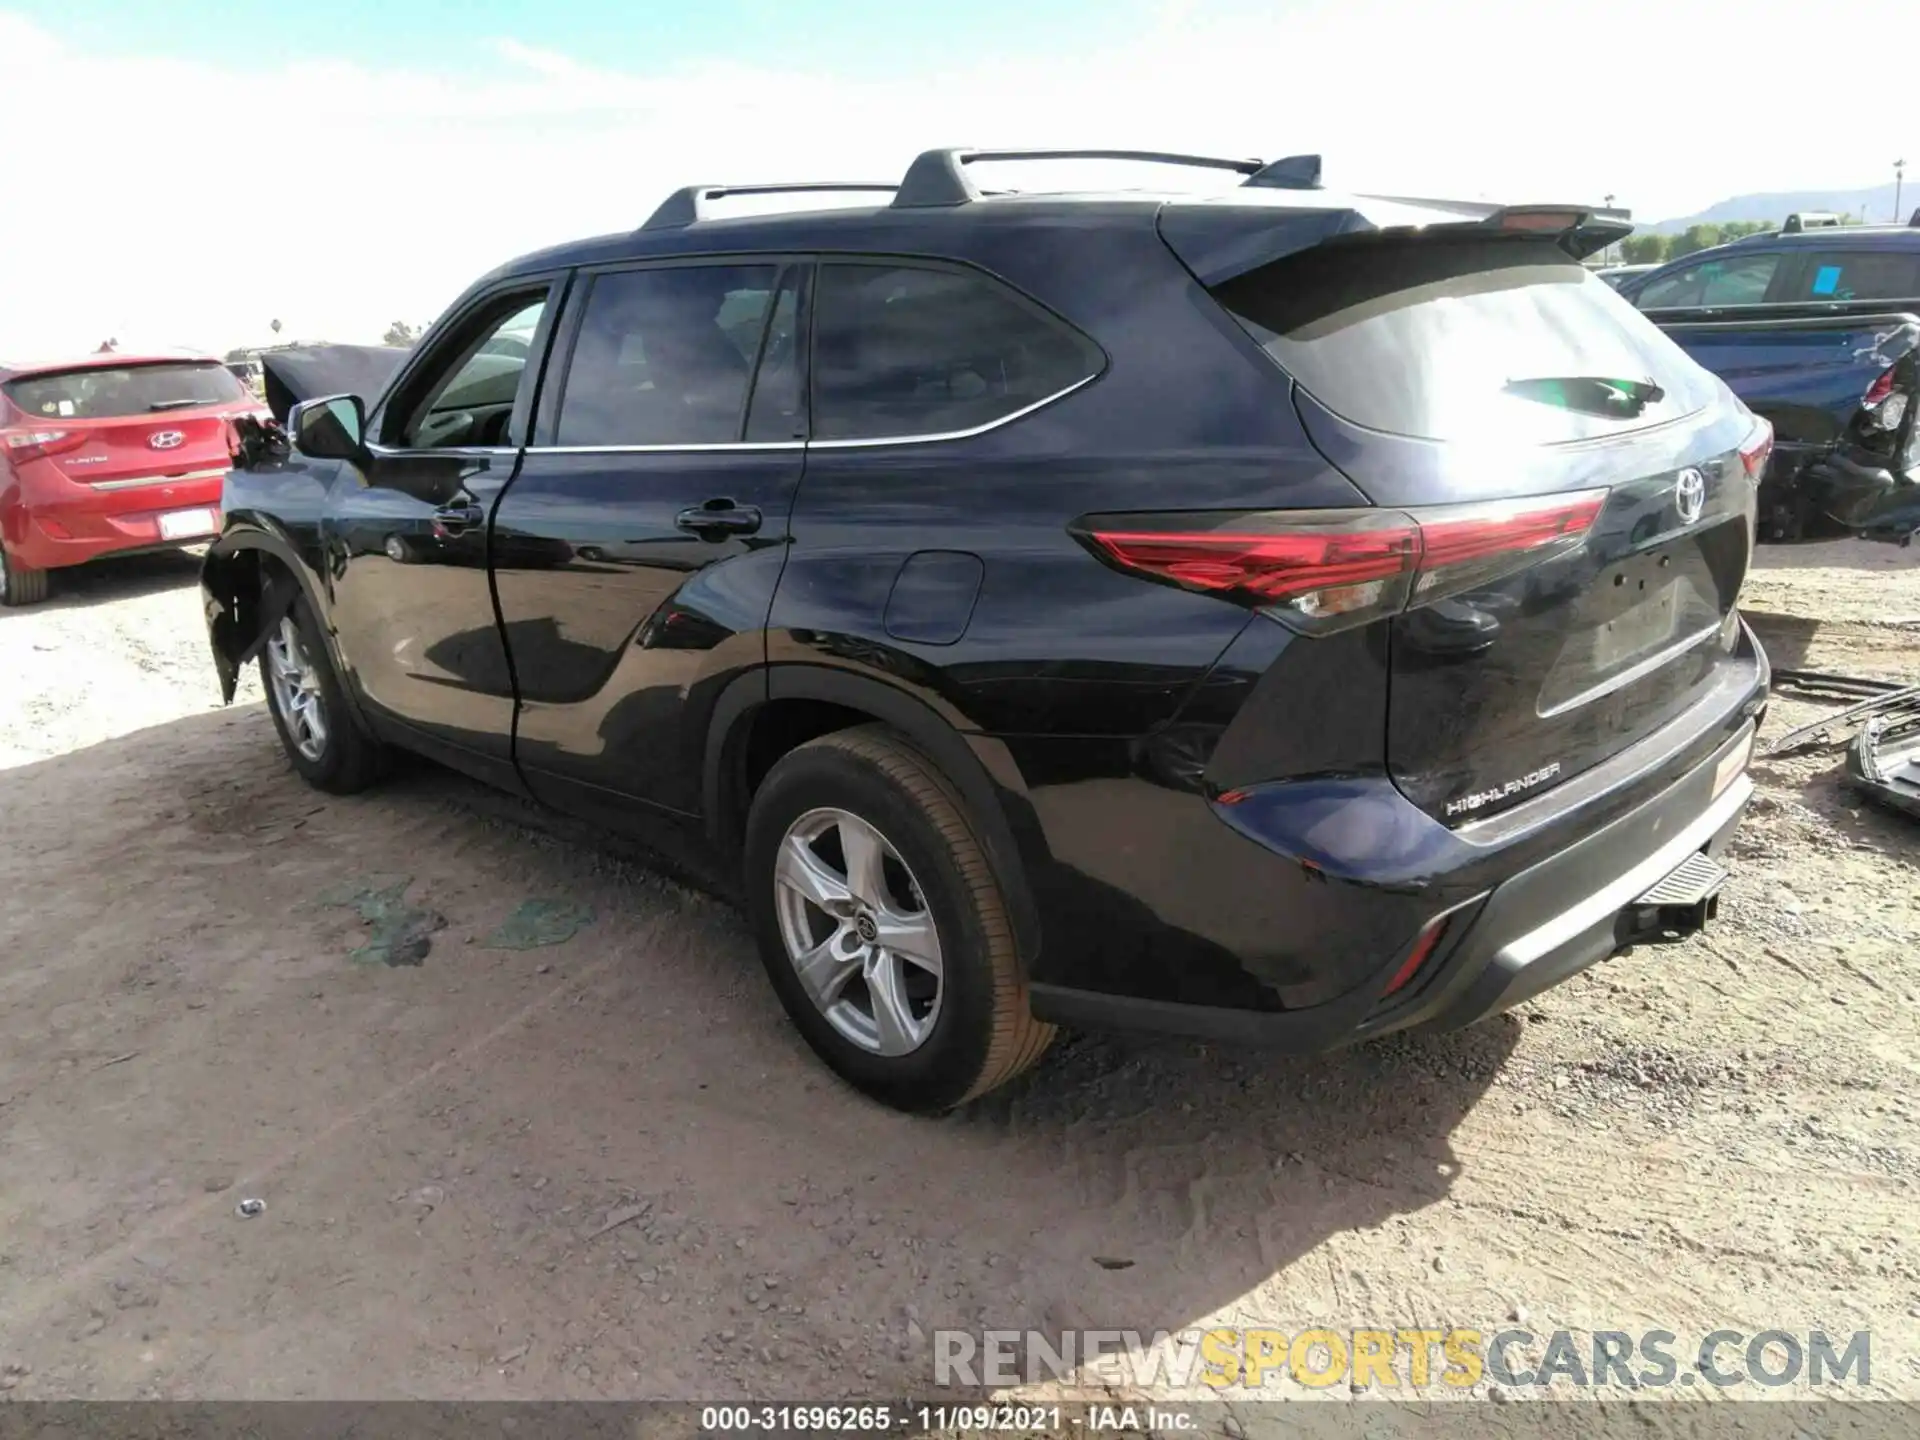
[
  {"left": 1211, "top": 235, "right": 1720, "bottom": 443},
  {"left": 4, "top": 362, "right": 246, "bottom": 420}
]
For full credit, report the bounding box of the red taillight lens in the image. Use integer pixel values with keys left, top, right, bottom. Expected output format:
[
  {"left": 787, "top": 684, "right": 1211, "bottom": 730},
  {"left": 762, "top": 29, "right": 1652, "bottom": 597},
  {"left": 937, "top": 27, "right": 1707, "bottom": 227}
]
[
  {"left": 1864, "top": 368, "right": 1895, "bottom": 408},
  {"left": 1081, "top": 490, "right": 1606, "bottom": 634},
  {"left": 2, "top": 428, "right": 85, "bottom": 465},
  {"left": 1739, "top": 417, "right": 1774, "bottom": 479},
  {"left": 1085, "top": 512, "right": 1419, "bottom": 628}
]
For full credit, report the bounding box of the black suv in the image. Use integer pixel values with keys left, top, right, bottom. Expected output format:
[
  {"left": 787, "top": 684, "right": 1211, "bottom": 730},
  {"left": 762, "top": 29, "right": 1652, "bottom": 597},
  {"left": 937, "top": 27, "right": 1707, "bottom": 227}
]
[{"left": 205, "top": 148, "right": 1771, "bottom": 1113}]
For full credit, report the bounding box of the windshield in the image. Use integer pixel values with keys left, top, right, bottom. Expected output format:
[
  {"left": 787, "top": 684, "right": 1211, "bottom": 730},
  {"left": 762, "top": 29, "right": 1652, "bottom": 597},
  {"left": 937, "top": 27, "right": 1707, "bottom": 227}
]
[
  {"left": 4, "top": 362, "right": 246, "bottom": 420},
  {"left": 1211, "top": 235, "right": 1721, "bottom": 443}
]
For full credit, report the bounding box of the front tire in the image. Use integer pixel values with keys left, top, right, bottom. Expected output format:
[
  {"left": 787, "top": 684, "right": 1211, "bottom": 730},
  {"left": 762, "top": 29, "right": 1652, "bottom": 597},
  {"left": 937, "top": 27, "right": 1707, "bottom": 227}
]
[
  {"left": 261, "top": 595, "right": 388, "bottom": 794},
  {"left": 744, "top": 725, "right": 1054, "bottom": 1112},
  {"left": 0, "top": 546, "right": 49, "bottom": 607}
]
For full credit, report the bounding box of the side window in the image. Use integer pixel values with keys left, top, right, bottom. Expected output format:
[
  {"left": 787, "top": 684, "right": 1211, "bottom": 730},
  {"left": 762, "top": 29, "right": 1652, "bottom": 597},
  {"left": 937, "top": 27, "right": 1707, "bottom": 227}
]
[
  {"left": 1636, "top": 253, "right": 1780, "bottom": 310},
  {"left": 744, "top": 269, "right": 807, "bottom": 442},
  {"left": 1790, "top": 251, "right": 1920, "bottom": 302},
  {"left": 810, "top": 262, "right": 1101, "bottom": 441},
  {"left": 556, "top": 265, "right": 778, "bottom": 447},
  {"left": 395, "top": 293, "right": 547, "bottom": 449}
]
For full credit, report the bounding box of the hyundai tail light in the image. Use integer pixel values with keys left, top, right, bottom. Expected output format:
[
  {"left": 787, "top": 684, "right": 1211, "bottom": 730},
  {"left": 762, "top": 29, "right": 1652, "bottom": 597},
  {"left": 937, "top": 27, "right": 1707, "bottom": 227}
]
[{"left": 3, "top": 428, "right": 85, "bottom": 464}]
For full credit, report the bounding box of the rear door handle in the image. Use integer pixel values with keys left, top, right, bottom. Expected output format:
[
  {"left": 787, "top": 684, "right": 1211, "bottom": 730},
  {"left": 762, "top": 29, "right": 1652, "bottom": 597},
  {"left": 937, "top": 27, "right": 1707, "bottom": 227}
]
[
  {"left": 675, "top": 501, "right": 763, "bottom": 539},
  {"left": 433, "top": 502, "right": 485, "bottom": 534}
]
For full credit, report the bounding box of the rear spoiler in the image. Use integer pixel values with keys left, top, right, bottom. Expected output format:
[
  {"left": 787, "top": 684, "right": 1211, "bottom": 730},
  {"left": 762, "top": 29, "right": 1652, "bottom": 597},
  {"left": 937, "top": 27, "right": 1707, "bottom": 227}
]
[{"left": 1159, "top": 197, "right": 1636, "bottom": 288}]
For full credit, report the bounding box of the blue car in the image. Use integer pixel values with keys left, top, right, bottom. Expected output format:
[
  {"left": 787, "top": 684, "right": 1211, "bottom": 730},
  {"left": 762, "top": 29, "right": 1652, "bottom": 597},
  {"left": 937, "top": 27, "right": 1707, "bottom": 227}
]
[{"left": 1617, "top": 212, "right": 1920, "bottom": 542}]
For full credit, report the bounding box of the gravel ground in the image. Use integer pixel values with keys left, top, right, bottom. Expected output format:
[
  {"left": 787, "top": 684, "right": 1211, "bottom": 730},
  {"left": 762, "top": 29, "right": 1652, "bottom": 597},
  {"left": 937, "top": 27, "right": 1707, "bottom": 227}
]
[{"left": 0, "top": 540, "right": 1916, "bottom": 1410}]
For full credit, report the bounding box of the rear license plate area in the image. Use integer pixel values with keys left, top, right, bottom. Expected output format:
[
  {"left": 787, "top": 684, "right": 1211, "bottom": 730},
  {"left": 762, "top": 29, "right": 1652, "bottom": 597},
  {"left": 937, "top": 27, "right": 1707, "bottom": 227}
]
[
  {"left": 1592, "top": 578, "right": 1680, "bottom": 671},
  {"left": 158, "top": 508, "right": 218, "bottom": 540}
]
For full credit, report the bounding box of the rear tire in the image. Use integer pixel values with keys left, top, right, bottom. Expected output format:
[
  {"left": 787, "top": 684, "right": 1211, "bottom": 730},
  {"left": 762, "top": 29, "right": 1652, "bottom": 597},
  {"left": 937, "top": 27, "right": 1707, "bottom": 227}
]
[
  {"left": 744, "top": 725, "right": 1055, "bottom": 1113},
  {"left": 261, "top": 594, "right": 389, "bottom": 794},
  {"left": 0, "top": 547, "right": 49, "bottom": 607}
]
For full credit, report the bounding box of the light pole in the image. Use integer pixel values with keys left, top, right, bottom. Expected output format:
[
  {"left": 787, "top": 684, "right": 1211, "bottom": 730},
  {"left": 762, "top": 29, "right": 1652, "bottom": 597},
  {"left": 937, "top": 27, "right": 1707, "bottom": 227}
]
[
  {"left": 1897, "top": 160, "right": 1907, "bottom": 224},
  {"left": 1604, "top": 193, "right": 1617, "bottom": 264}
]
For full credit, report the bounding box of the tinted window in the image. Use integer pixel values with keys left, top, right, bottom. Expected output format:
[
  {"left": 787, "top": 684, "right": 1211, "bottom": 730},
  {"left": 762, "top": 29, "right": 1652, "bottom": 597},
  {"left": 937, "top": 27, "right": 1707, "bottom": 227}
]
[
  {"left": 1635, "top": 252, "right": 1780, "bottom": 309},
  {"left": 5, "top": 362, "right": 245, "bottom": 419},
  {"left": 1788, "top": 250, "right": 1920, "bottom": 302},
  {"left": 557, "top": 265, "right": 777, "bottom": 446},
  {"left": 1213, "top": 236, "right": 1719, "bottom": 443},
  {"left": 745, "top": 271, "right": 806, "bottom": 442},
  {"left": 810, "top": 263, "right": 1100, "bottom": 441},
  {"left": 398, "top": 293, "right": 546, "bottom": 448}
]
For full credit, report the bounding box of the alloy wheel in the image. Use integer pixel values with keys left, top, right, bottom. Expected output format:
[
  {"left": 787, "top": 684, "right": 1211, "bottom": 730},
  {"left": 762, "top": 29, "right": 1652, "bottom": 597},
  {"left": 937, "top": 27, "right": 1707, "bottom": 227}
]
[
  {"left": 772, "top": 806, "right": 944, "bottom": 1057},
  {"left": 265, "top": 616, "right": 329, "bottom": 762}
]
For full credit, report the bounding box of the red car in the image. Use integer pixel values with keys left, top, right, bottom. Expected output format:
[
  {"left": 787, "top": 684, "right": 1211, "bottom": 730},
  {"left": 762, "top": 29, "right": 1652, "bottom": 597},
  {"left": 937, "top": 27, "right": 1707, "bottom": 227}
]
[{"left": 1, "top": 353, "right": 268, "bottom": 606}]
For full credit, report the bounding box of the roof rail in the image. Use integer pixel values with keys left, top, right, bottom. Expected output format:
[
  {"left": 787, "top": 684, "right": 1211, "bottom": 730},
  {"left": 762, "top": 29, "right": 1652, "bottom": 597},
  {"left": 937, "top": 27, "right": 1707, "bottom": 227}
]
[
  {"left": 1783, "top": 211, "right": 1844, "bottom": 233},
  {"left": 892, "top": 148, "right": 1266, "bottom": 208},
  {"left": 641, "top": 182, "right": 898, "bottom": 231}
]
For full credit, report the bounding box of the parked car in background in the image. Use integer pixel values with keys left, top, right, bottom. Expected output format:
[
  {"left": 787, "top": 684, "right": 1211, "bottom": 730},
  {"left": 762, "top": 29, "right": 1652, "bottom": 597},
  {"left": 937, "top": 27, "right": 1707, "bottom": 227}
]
[
  {"left": 1615, "top": 213, "right": 1920, "bottom": 542},
  {"left": 1596, "top": 262, "right": 1659, "bottom": 290},
  {"left": 2, "top": 353, "right": 269, "bottom": 605},
  {"left": 204, "top": 149, "right": 1768, "bottom": 1112}
]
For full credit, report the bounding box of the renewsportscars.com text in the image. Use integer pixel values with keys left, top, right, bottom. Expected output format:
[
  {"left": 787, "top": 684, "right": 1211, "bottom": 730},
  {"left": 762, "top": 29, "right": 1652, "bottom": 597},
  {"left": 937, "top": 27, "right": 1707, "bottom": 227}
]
[{"left": 933, "top": 1327, "right": 1871, "bottom": 1392}]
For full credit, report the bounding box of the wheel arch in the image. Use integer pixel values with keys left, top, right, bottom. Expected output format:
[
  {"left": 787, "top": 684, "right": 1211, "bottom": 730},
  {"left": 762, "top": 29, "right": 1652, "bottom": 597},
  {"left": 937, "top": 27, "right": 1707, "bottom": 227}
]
[
  {"left": 705, "top": 666, "right": 1045, "bottom": 963},
  {"left": 201, "top": 528, "right": 373, "bottom": 733}
]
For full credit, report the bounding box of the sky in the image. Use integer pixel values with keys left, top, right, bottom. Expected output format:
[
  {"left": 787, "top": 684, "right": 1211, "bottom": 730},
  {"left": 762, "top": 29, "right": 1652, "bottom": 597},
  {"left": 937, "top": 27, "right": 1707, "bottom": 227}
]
[{"left": 2, "top": 0, "right": 1914, "bottom": 358}]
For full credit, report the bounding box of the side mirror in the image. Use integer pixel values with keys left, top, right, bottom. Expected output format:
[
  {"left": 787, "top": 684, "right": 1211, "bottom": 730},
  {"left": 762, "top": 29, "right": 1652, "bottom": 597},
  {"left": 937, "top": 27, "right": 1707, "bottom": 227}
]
[{"left": 289, "top": 394, "right": 367, "bottom": 461}]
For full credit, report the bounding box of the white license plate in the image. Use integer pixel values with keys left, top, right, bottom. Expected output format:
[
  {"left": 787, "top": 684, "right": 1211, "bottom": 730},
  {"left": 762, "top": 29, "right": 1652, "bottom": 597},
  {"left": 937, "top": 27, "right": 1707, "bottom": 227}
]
[
  {"left": 158, "top": 508, "right": 218, "bottom": 540},
  {"left": 1594, "top": 580, "right": 1680, "bottom": 670},
  {"left": 1713, "top": 730, "right": 1754, "bottom": 797}
]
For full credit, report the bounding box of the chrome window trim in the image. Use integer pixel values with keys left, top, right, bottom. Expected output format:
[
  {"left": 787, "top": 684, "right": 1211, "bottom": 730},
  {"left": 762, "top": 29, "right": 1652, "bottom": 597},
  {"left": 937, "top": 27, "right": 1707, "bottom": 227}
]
[
  {"left": 527, "top": 439, "right": 805, "bottom": 455},
  {"left": 520, "top": 372, "right": 1095, "bottom": 457},
  {"left": 363, "top": 443, "right": 520, "bottom": 459}
]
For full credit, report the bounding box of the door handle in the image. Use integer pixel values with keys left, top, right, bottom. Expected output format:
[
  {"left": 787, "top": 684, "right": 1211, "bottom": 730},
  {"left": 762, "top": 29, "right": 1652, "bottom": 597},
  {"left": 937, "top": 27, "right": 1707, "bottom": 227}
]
[
  {"left": 675, "top": 500, "right": 763, "bottom": 539},
  {"left": 433, "top": 502, "right": 485, "bottom": 535}
]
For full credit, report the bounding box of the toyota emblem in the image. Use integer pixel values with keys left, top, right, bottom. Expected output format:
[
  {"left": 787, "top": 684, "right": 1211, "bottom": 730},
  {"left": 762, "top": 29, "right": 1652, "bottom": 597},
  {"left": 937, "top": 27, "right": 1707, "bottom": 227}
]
[
  {"left": 1674, "top": 468, "right": 1706, "bottom": 526},
  {"left": 149, "top": 430, "right": 186, "bottom": 450}
]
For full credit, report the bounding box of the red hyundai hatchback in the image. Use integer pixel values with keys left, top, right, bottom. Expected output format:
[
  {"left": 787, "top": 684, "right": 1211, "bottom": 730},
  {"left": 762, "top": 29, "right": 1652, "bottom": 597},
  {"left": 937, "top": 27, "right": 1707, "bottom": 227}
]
[{"left": 1, "top": 353, "right": 268, "bottom": 605}]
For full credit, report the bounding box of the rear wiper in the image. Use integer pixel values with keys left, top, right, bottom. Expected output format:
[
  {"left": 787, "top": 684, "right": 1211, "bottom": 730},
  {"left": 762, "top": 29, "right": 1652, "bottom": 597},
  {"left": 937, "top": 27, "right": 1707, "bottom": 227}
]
[
  {"left": 1505, "top": 376, "right": 1664, "bottom": 419},
  {"left": 148, "top": 398, "right": 205, "bottom": 411}
]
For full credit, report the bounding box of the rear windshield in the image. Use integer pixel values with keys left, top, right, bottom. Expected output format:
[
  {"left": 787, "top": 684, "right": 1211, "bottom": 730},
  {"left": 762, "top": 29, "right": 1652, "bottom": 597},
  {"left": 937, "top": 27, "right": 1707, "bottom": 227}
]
[
  {"left": 1211, "top": 236, "right": 1720, "bottom": 443},
  {"left": 4, "top": 362, "right": 246, "bottom": 420}
]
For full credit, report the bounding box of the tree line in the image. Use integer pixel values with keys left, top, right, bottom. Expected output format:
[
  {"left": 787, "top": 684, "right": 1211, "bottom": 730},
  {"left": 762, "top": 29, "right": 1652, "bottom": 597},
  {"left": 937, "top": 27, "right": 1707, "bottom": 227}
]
[{"left": 1617, "top": 214, "right": 1866, "bottom": 265}]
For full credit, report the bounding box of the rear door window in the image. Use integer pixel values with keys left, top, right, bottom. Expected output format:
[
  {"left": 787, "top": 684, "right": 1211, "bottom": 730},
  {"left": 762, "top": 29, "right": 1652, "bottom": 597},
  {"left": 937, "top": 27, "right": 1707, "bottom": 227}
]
[
  {"left": 1212, "top": 235, "right": 1721, "bottom": 443},
  {"left": 809, "top": 262, "right": 1101, "bottom": 441},
  {"left": 4, "top": 362, "right": 245, "bottom": 419},
  {"left": 555, "top": 264, "right": 779, "bottom": 447},
  {"left": 1787, "top": 250, "right": 1920, "bottom": 302},
  {"left": 1634, "top": 252, "right": 1781, "bottom": 309}
]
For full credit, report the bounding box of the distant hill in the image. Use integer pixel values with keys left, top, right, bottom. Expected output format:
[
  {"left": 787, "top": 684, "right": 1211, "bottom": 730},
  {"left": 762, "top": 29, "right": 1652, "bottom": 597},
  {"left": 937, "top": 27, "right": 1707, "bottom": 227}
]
[{"left": 1648, "top": 182, "right": 1911, "bottom": 235}]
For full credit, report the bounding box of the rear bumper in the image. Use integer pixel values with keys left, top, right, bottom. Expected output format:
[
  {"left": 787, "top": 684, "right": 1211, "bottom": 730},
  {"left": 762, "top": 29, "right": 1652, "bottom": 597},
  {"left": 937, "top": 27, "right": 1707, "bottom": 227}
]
[
  {"left": 1357, "top": 729, "right": 1752, "bottom": 1040},
  {"left": 1030, "top": 663, "right": 1765, "bottom": 1048},
  {"left": 5, "top": 481, "right": 224, "bottom": 571}
]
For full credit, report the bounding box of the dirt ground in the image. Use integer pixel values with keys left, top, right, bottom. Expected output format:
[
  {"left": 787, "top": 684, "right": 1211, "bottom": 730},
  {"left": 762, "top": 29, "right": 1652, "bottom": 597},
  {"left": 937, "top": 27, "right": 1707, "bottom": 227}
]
[{"left": 1, "top": 541, "right": 1917, "bottom": 1406}]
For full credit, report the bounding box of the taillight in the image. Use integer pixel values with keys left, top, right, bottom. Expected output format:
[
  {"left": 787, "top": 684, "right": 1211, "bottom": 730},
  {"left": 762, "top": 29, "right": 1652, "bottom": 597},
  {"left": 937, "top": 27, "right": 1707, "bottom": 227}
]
[
  {"left": 1078, "top": 490, "right": 1606, "bottom": 634},
  {"left": 1739, "top": 417, "right": 1774, "bottom": 479},
  {"left": 1862, "top": 368, "right": 1909, "bottom": 433},
  {"left": 3, "top": 428, "right": 85, "bottom": 465}
]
